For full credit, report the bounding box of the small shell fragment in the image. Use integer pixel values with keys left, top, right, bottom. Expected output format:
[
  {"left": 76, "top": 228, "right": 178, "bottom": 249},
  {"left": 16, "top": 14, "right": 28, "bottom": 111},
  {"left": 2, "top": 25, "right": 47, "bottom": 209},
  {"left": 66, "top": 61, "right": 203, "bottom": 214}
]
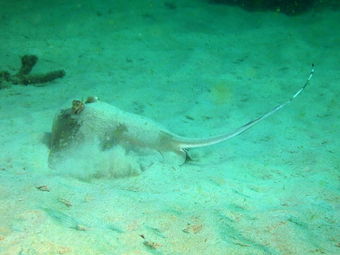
[
  {"left": 143, "top": 240, "right": 162, "bottom": 249},
  {"left": 58, "top": 198, "right": 72, "bottom": 207},
  {"left": 182, "top": 223, "right": 203, "bottom": 234},
  {"left": 36, "top": 185, "right": 50, "bottom": 192}
]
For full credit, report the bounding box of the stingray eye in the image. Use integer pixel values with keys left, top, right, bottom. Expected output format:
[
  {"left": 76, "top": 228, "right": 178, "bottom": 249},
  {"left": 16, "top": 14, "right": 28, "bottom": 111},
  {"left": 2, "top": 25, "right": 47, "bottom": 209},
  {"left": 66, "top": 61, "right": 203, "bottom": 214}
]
[
  {"left": 85, "top": 96, "right": 99, "bottom": 104},
  {"left": 71, "top": 100, "right": 85, "bottom": 114}
]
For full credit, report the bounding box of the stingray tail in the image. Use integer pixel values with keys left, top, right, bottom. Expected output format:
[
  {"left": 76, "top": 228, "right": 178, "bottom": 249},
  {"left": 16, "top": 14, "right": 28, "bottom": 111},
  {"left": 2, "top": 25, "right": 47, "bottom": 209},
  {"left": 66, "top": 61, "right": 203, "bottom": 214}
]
[{"left": 177, "top": 64, "right": 315, "bottom": 149}]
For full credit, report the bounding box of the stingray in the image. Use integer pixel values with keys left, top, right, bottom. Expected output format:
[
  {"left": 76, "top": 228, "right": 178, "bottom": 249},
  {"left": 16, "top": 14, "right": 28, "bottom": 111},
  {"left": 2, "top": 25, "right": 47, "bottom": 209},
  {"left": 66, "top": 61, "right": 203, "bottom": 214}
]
[{"left": 49, "top": 66, "right": 314, "bottom": 170}]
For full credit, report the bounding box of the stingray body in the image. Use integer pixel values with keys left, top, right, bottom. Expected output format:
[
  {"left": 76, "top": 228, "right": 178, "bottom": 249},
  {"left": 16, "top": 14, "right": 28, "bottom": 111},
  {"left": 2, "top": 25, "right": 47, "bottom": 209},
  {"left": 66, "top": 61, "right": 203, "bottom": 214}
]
[{"left": 49, "top": 67, "right": 314, "bottom": 177}]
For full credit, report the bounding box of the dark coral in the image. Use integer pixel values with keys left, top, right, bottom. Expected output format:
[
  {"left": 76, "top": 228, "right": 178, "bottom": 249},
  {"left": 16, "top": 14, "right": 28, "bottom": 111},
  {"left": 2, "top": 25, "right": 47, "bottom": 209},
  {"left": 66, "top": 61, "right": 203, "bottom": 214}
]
[{"left": 0, "top": 55, "right": 65, "bottom": 88}]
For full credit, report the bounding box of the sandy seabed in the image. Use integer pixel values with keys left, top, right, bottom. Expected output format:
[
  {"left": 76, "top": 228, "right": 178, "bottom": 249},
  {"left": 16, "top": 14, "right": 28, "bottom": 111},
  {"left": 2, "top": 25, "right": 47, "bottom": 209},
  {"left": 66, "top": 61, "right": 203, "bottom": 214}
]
[{"left": 0, "top": 1, "right": 339, "bottom": 254}]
